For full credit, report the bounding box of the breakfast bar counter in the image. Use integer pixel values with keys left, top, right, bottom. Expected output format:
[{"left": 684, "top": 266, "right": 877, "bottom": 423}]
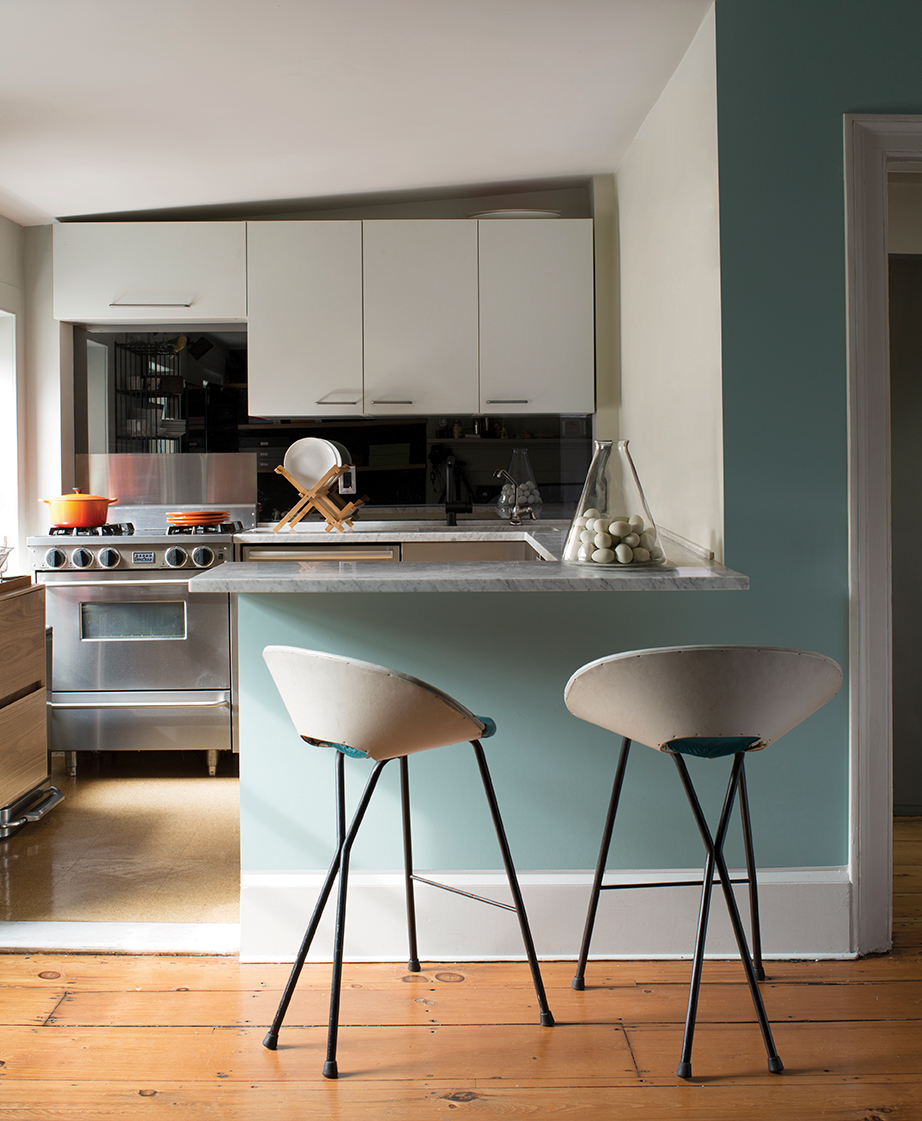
[{"left": 206, "top": 520, "right": 756, "bottom": 963}]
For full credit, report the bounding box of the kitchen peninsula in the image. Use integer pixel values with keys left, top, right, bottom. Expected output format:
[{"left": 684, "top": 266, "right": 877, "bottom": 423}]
[{"left": 190, "top": 523, "right": 762, "bottom": 964}]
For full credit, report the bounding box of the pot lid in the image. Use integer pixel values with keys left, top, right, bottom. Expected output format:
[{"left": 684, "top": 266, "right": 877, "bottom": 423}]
[{"left": 46, "top": 488, "right": 113, "bottom": 502}]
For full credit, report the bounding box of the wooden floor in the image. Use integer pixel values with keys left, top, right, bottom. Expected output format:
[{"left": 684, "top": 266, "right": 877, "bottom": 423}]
[{"left": 0, "top": 821, "right": 920, "bottom": 1119}]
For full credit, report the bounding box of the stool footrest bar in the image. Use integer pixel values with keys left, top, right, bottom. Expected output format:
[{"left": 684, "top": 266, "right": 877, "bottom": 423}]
[
  {"left": 411, "top": 874, "right": 517, "bottom": 912},
  {"left": 600, "top": 877, "right": 751, "bottom": 891}
]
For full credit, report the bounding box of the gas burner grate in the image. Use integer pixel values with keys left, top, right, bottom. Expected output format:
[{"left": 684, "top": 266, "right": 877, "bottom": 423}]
[
  {"left": 49, "top": 523, "right": 135, "bottom": 537},
  {"left": 167, "top": 521, "right": 242, "bottom": 535}
]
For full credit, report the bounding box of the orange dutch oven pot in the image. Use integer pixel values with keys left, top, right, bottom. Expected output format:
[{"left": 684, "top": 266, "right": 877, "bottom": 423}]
[{"left": 42, "top": 488, "right": 118, "bottom": 528}]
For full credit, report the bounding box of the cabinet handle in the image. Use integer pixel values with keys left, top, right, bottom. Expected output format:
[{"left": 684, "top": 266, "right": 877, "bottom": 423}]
[
  {"left": 372, "top": 400, "right": 414, "bottom": 405},
  {"left": 316, "top": 392, "right": 362, "bottom": 405},
  {"left": 109, "top": 301, "right": 194, "bottom": 308},
  {"left": 486, "top": 399, "right": 529, "bottom": 404}
]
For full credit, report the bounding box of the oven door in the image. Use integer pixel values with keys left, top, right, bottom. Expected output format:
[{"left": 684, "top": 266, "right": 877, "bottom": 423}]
[
  {"left": 47, "top": 689, "right": 231, "bottom": 753},
  {"left": 40, "top": 572, "right": 230, "bottom": 692}
]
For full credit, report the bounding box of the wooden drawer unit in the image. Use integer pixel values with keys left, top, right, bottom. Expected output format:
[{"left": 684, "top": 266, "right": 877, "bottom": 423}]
[
  {"left": 0, "top": 584, "right": 49, "bottom": 811},
  {"left": 0, "top": 584, "right": 45, "bottom": 705}
]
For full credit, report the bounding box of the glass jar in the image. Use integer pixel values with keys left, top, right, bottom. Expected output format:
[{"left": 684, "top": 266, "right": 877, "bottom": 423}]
[
  {"left": 562, "top": 440, "right": 666, "bottom": 566},
  {"left": 497, "top": 448, "right": 543, "bottom": 519}
]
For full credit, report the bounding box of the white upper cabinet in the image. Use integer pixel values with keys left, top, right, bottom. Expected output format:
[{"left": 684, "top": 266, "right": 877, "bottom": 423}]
[
  {"left": 246, "top": 221, "right": 364, "bottom": 418},
  {"left": 362, "top": 221, "right": 480, "bottom": 416},
  {"left": 52, "top": 222, "right": 247, "bottom": 324},
  {"left": 478, "top": 219, "right": 595, "bottom": 414}
]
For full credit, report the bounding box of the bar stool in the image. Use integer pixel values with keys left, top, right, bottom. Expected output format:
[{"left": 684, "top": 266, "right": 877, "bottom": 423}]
[
  {"left": 260, "top": 645, "right": 554, "bottom": 1078},
  {"left": 564, "top": 645, "right": 842, "bottom": 1079}
]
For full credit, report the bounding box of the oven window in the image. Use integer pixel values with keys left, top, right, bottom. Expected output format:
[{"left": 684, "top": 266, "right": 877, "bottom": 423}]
[{"left": 80, "top": 601, "right": 187, "bottom": 640}]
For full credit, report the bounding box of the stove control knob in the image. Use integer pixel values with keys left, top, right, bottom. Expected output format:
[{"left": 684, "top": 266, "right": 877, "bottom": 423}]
[
  {"left": 44, "top": 547, "right": 67, "bottom": 569},
  {"left": 191, "top": 545, "right": 215, "bottom": 569},
  {"left": 72, "top": 548, "right": 94, "bottom": 569},
  {"left": 165, "top": 546, "right": 187, "bottom": 568},
  {"left": 98, "top": 548, "right": 121, "bottom": 569}
]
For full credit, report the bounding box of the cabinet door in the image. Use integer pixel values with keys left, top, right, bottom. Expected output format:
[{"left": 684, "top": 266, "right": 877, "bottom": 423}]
[
  {"left": 363, "top": 221, "right": 479, "bottom": 416},
  {"left": 52, "top": 222, "right": 247, "bottom": 323},
  {"left": 246, "top": 221, "right": 364, "bottom": 417},
  {"left": 478, "top": 219, "right": 595, "bottom": 414}
]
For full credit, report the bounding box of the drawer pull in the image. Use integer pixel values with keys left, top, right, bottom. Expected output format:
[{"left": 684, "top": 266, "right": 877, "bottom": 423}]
[
  {"left": 486, "top": 399, "right": 529, "bottom": 404},
  {"left": 108, "top": 300, "right": 194, "bottom": 308},
  {"left": 372, "top": 400, "right": 414, "bottom": 405}
]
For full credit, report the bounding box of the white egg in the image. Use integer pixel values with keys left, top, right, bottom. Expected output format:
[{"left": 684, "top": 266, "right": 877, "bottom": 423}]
[
  {"left": 622, "top": 533, "right": 640, "bottom": 548},
  {"left": 594, "top": 532, "right": 612, "bottom": 549},
  {"left": 575, "top": 516, "right": 589, "bottom": 528},
  {"left": 583, "top": 508, "right": 601, "bottom": 521},
  {"left": 615, "top": 543, "right": 634, "bottom": 564},
  {"left": 631, "top": 547, "right": 651, "bottom": 563},
  {"left": 650, "top": 545, "right": 664, "bottom": 559},
  {"left": 578, "top": 544, "right": 591, "bottom": 561},
  {"left": 629, "top": 515, "right": 645, "bottom": 531},
  {"left": 591, "top": 548, "right": 615, "bottom": 564},
  {"left": 610, "top": 520, "right": 631, "bottom": 537},
  {"left": 580, "top": 529, "right": 594, "bottom": 544},
  {"left": 639, "top": 531, "right": 656, "bottom": 551}
]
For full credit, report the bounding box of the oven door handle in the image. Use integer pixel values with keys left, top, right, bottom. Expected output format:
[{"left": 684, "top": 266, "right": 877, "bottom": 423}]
[
  {"left": 41, "top": 579, "right": 191, "bottom": 587},
  {"left": 48, "top": 698, "right": 230, "bottom": 710}
]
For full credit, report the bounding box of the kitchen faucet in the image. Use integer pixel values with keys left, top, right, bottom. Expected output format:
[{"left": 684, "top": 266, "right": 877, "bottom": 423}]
[
  {"left": 494, "top": 469, "right": 537, "bottom": 526},
  {"left": 444, "top": 455, "right": 471, "bottom": 526}
]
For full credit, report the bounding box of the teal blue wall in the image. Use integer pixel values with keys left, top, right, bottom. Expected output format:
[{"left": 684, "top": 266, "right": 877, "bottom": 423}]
[{"left": 239, "top": 0, "right": 922, "bottom": 878}]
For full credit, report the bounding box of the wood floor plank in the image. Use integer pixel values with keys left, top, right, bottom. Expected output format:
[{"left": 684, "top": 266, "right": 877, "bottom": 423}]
[
  {"left": 0, "top": 1023, "right": 633, "bottom": 1084},
  {"left": 46, "top": 977, "right": 922, "bottom": 1029},
  {"left": 0, "top": 1080, "right": 920, "bottom": 1121},
  {"left": 0, "top": 988, "right": 66, "bottom": 1025},
  {"left": 627, "top": 1020, "right": 922, "bottom": 1084}
]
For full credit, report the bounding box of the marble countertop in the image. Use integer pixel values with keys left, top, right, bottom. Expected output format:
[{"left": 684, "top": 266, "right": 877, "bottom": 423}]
[
  {"left": 189, "top": 558, "right": 748, "bottom": 593},
  {"left": 188, "top": 522, "right": 747, "bottom": 593}
]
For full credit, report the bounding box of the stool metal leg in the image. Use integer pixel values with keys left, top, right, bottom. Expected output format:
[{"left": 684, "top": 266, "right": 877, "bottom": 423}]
[
  {"left": 323, "top": 759, "right": 390, "bottom": 1079},
  {"left": 263, "top": 751, "right": 349, "bottom": 1052},
  {"left": 400, "top": 756, "right": 421, "bottom": 972},
  {"left": 673, "top": 753, "right": 783, "bottom": 1078},
  {"left": 471, "top": 740, "right": 554, "bottom": 1027},
  {"left": 572, "top": 736, "right": 632, "bottom": 991},
  {"left": 737, "top": 761, "right": 765, "bottom": 981}
]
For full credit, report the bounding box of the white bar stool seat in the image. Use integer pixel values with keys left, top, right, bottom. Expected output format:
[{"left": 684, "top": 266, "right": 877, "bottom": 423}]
[
  {"left": 261, "top": 645, "right": 554, "bottom": 1078},
  {"left": 564, "top": 644, "right": 842, "bottom": 1080}
]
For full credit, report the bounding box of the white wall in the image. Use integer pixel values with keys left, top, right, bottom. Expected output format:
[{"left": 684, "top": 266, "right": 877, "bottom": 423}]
[
  {"left": 0, "top": 215, "right": 24, "bottom": 567},
  {"left": 612, "top": 5, "right": 723, "bottom": 560},
  {"left": 23, "top": 226, "right": 73, "bottom": 542}
]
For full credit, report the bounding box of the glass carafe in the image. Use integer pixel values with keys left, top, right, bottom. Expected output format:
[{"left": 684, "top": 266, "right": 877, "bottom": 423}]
[
  {"left": 562, "top": 440, "right": 666, "bottom": 566},
  {"left": 497, "top": 448, "right": 542, "bottom": 519}
]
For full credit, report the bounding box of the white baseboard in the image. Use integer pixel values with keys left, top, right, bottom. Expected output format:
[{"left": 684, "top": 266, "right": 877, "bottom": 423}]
[
  {"left": 240, "top": 868, "right": 853, "bottom": 963},
  {"left": 0, "top": 922, "right": 240, "bottom": 954}
]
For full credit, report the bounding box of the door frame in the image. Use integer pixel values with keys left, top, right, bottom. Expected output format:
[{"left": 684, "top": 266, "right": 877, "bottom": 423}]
[{"left": 844, "top": 114, "right": 922, "bottom": 953}]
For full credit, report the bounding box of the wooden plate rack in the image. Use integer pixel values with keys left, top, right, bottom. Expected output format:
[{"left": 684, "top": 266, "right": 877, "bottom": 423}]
[{"left": 272, "top": 465, "right": 367, "bottom": 534}]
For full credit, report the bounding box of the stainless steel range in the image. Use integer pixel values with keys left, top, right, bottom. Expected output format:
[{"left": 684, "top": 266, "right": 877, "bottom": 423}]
[{"left": 28, "top": 453, "right": 257, "bottom": 776}]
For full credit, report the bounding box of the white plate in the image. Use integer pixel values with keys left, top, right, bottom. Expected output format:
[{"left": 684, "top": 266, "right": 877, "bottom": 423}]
[
  {"left": 468, "top": 209, "right": 561, "bottom": 219},
  {"left": 283, "top": 438, "right": 342, "bottom": 490}
]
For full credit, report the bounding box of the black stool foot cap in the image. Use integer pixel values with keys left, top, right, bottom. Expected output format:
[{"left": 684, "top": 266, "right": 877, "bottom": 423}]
[
  {"left": 676, "top": 1061, "right": 692, "bottom": 1080},
  {"left": 540, "top": 1010, "right": 555, "bottom": 1026},
  {"left": 262, "top": 1032, "right": 278, "bottom": 1051},
  {"left": 571, "top": 977, "right": 585, "bottom": 991},
  {"left": 754, "top": 965, "right": 766, "bottom": 982},
  {"left": 407, "top": 958, "right": 421, "bottom": 972},
  {"left": 768, "top": 1056, "right": 784, "bottom": 1074},
  {"left": 322, "top": 1060, "right": 339, "bottom": 1079}
]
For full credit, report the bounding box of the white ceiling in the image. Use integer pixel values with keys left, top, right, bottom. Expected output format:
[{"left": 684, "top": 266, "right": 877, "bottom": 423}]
[{"left": 0, "top": 0, "right": 711, "bottom": 226}]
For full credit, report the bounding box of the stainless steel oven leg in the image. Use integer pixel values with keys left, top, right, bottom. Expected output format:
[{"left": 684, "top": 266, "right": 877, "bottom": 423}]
[
  {"left": 206, "top": 750, "right": 218, "bottom": 776},
  {"left": 66, "top": 751, "right": 77, "bottom": 777}
]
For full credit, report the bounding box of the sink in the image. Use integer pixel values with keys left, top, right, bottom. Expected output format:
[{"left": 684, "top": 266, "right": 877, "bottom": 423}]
[{"left": 400, "top": 540, "right": 547, "bottom": 562}]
